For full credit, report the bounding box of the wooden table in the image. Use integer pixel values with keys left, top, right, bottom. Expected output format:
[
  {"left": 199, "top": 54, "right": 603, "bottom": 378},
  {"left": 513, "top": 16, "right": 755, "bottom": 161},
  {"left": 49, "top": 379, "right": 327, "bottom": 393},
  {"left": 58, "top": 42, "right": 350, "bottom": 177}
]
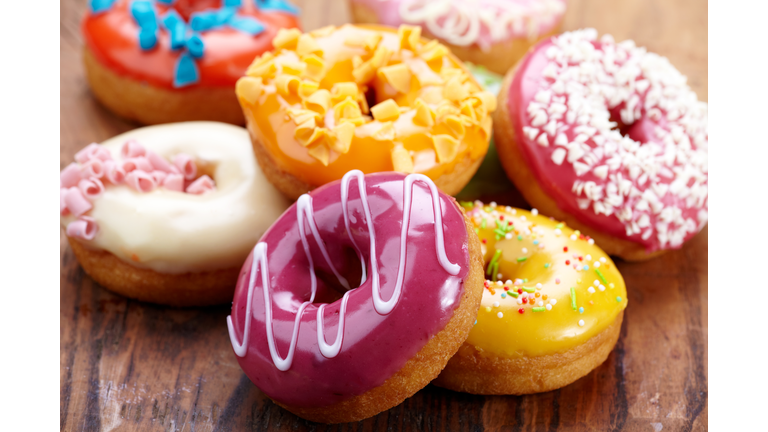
[{"left": 60, "top": 0, "right": 708, "bottom": 430}]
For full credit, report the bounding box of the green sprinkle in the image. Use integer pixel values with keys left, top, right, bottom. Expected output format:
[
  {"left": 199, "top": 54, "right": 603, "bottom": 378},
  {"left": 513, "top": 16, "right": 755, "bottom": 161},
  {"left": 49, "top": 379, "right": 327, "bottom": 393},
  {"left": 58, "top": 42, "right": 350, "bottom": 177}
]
[
  {"left": 523, "top": 278, "right": 529, "bottom": 283},
  {"left": 595, "top": 269, "right": 608, "bottom": 284},
  {"left": 556, "top": 223, "right": 564, "bottom": 229},
  {"left": 522, "top": 286, "right": 535, "bottom": 293},
  {"left": 481, "top": 218, "right": 487, "bottom": 229},
  {"left": 460, "top": 201, "right": 474, "bottom": 208},
  {"left": 491, "top": 262, "right": 499, "bottom": 281},
  {"left": 544, "top": 263, "right": 551, "bottom": 268},
  {"left": 494, "top": 228, "right": 507, "bottom": 239},
  {"left": 517, "top": 257, "right": 527, "bottom": 263},
  {"left": 484, "top": 206, "right": 493, "bottom": 212},
  {"left": 486, "top": 249, "right": 502, "bottom": 275},
  {"left": 507, "top": 291, "right": 519, "bottom": 298},
  {"left": 570, "top": 287, "right": 577, "bottom": 310},
  {"left": 517, "top": 235, "right": 523, "bottom": 241},
  {"left": 532, "top": 307, "right": 546, "bottom": 312},
  {"left": 616, "top": 296, "right": 622, "bottom": 302},
  {"left": 474, "top": 228, "right": 479, "bottom": 234}
]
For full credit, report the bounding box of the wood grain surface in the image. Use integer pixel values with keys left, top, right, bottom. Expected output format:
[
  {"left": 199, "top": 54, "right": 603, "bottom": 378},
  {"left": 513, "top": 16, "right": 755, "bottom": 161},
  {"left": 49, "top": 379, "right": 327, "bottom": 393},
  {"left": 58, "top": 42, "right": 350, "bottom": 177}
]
[{"left": 60, "top": 0, "right": 708, "bottom": 430}]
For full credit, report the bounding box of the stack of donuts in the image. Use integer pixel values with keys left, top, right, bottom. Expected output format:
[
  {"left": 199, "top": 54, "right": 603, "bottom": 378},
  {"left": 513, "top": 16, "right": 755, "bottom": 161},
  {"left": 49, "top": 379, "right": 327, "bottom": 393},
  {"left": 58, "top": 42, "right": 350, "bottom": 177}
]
[{"left": 63, "top": 0, "right": 707, "bottom": 424}]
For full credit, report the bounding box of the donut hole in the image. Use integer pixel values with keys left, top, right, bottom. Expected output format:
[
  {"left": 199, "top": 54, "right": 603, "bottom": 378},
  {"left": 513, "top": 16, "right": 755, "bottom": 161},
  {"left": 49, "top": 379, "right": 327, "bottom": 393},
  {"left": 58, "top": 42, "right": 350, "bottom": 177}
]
[
  {"left": 304, "top": 245, "right": 364, "bottom": 305},
  {"left": 193, "top": 158, "right": 218, "bottom": 182}
]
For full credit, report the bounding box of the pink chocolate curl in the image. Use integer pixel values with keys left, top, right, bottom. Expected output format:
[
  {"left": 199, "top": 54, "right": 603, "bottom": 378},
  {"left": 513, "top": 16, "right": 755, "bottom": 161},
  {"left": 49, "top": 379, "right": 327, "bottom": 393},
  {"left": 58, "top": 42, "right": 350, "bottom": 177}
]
[
  {"left": 80, "top": 159, "right": 105, "bottom": 179},
  {"left": 162, "top": 174, "right": 184, "bottom": 192},
  {"left": 78, "top": 178, "right": 105, "bottom": 200},
  {"left": 186, "top": 175, "right": 215, "bottom": 195},
  {"left": 60, "top": 188, "right": 69, "bottom": 215},
  {"left": 121, "top": 140, "right": 146, "bottom": 158},
  {"left": 151, "top": 170, "right": 168, "bottom": 184},
  {"left": 173, "top": 154, "right": 197, "bottom": 180},
  {"left": 91, "top": 146, "right": 113, "bottom": 161},
  {"left": 74, "top": 143, "right": 101, "bottom": 164},
  {"left": 103, "top": 160, "right": 126, "bottom": 185},
  {"left": 146, "top": 151, "right": 173, "bottom": 172},
  {"left": 63, "top": 187, "right": 92, "bottom": 217},
  {"left": 125, "top": 171, "right": 157, "bottom": 193},
  {"left": 122, "top": 157, "right": 153, "bottom": 173},
  {"left": 66, "top": 216, "right": 98, "bottom": 240},
  {"left": 60, "top": 162, "right": 82, "bottom": 188}
]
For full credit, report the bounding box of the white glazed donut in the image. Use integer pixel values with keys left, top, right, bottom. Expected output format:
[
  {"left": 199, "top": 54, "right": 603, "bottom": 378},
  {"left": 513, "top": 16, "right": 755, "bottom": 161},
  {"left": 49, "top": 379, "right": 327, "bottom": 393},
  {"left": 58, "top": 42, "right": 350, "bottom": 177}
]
[{"left": 60, "top": 122, "right": 291, "bottom": 306}]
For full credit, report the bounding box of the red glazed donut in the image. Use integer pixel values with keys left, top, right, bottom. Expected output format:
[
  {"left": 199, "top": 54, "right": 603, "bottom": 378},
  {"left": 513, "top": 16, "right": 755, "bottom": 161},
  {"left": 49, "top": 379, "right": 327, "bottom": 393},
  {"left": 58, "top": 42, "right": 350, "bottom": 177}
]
[
  {"left": 82, "top": 0, "right": 301, "bottom": 124},
  {"left": 226, "top": 171, "right": 484, "bottom": 423},
  {"left": 494, "top": 29, "right": 708, "bottom": 261}
]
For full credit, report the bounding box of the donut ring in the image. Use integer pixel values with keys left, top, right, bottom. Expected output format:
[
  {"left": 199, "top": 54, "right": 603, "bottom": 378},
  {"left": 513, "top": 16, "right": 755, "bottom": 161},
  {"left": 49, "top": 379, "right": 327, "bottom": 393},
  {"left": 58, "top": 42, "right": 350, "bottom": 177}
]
[
  {"left": 60, "top": 122, "right": 290, "bottom": 306},
  {"left": 434, "top": 203, "right": 627, "bottom": 394},
  {"left": 82, "top": 0, "right": 301, "bottom": 125},
  {"left": 494, "top": 29, "right": 708, "bottom": 261},
  {"left": 236, "top": 24, "right": 496, "bottom": 200},
  {"left": 226, "top": 171, "right": 483, "bottom": 423},
  {"left": 348, "top": 0, "right": 567, "bottom": 75}
]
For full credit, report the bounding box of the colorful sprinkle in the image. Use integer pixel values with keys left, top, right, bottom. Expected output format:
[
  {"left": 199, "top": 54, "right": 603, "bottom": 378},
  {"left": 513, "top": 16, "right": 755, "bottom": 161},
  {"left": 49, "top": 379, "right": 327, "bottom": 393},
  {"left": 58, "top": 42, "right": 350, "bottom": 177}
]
[
  {"left": 497, "top": 312, "right": 504, "bottom": 318},
  {"left": 507, "top": 291, "right": 519, "bottom": 298},
  {"left": 578, "top": 319, "right": 585, "bottom": 327},
  {"left": 544, "top": 263, "right": 550, "bottom": 268},
  {"left": 579, "top": 307, "right": 584, "bottom": 314},
  {"left": 501, "top": 293, "right": 507, "bottom": 299},
  {"left": 545, "top": 304, "right": 552, "bottom": 310},
  {"left": 518, "top": 308, "right": 525, "bottom": 314},
  {"left": 522, "top": 286, "right": 535, "bottom": 293},
  {"left": 583, "top": 265, "right": 589, "bottom": 270},
  {"left": 517, "top": 257, "right": 527, "bottom": 262},
  {"left": 532, "top": 307, "right": 546, "bottom": 312},
  {"left": 616, "top": 296, "right": 622, "bottom": 302},
  {"left": 570, "top": 287, "right": 577, "bottom": 310},
  {"left": 595, "top": 268, "right": 608, "bottom": 284}
]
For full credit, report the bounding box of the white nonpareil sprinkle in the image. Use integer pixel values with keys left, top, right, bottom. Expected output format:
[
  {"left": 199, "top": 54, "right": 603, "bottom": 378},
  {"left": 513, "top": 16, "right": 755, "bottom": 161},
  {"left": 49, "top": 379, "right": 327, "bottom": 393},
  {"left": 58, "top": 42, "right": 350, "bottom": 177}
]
[
  {"left": 531, "top": 208, "right": 539, "bottom": 216},
  {"left": 585, "top": 254, "right": 592, "bottom": 261},
  {"left": 522, "top": 29, "right": 708, "bottom": 251},
  {"left": 505, "top": 233, "right": 513, "bottom": 239},
  {"left": 600, "top": 257, "right": 607, "bottom": 263},
  {"left": 550, "top": 299, "right": 557, "bottom": 305},
  {"left": 497, "top": 312, "right": 504, "bottom": 318},
  {"left": 599, "top": 284, "right": 606, "bottom": 291},
  {"left": 570, "top": 234, "right": 577, "bottom": 241},
  {"left": 536, "top": 283, "right": 543, "bottom": 289},
  {"left": 588, "top": 239, "right": 595, "bottom": 245},
  {"left": 594, "top": 262, "right": 601, "bottom": 268},
  {"left": 493, "top": 301, "right": 500, "bottom": 307},
  {"left": 537, "top": 300, "right": 544, "bottom": 306},
  {"left": 554, "top": 228, "right": 562, "bottom": 236},
  {"left": 517, "top": 298, "right": 523, "bottom": 305},
  {"left": 578, "top": 319, "right": 585, "bottom": 327},
  {"left": 546, "top": 304, "right": 552, "bottom": 310},
  {"left": 588, "top": 287, "right": 596, "bottom": 294},
  {"left": 522, "top": 248, "right": 528, "bottom": 254}
]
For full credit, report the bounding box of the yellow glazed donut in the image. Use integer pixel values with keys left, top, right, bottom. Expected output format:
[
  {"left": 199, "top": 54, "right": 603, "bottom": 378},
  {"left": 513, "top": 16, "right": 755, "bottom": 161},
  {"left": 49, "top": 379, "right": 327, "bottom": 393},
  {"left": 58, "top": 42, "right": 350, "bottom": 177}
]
[
  {"left": 433, "top": 203, "right": 627, "bottom": 394},
  {"left": 235, "top": 24, "right": 496, "bottom": 200},
  {"left": 60, "top": 122, "right": 290, "bottom": 306}
]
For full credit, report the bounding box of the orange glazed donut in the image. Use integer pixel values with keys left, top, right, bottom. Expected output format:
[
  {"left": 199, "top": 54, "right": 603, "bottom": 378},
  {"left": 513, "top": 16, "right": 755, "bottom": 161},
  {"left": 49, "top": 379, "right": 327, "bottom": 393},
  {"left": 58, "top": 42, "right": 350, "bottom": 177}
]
[
  {"left": 434, "top": 203, "right": 627, "bottom": 395},
  {"left": 494, "top": 29, "right": 708, "bottom": 261},
  {"left": 235, "top": 24, "right": 497, "bottom": 200},
  {"left": 82, "top": 0, "right": 301, "bottom": 125},
  {"left": 60, "top": 122, "right": 290, "bottom": 306}
]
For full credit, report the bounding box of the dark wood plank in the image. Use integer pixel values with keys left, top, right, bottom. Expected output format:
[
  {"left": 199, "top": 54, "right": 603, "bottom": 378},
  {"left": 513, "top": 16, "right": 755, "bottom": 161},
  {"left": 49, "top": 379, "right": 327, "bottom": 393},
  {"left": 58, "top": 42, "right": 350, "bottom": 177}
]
[{"left": 60, "top": 0, "right": 708, "bottom": 430}]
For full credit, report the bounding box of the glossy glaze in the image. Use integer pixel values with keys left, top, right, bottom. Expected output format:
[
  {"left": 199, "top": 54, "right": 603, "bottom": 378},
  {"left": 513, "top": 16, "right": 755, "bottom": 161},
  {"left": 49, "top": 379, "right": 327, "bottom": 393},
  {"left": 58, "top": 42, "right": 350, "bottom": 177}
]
[
  {"left": 238, "top": 24, "right": 494, "bottom": 188},
  {"left": 463, "top": 204, "right": 626, "bottom": 358},
  {"left": 228, "top": 172, "right": 470, "bottom": 408},
  {"left": 507, "top": 31, "right": 708, "bottom": 252},
  {"left": 82, "top": 0, "right": 300, "bottom": 89}
]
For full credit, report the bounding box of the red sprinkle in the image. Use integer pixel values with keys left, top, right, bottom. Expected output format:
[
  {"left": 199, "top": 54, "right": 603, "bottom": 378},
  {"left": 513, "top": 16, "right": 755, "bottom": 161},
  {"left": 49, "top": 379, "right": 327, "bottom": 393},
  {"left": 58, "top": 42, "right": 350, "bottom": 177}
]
[
  {"left": 482, "top": 239, "right": 487, "bottom": 244},
  {"left": 522, "top": 297, "right": 528, "bottom": 304},
  {"left": 499, "top": 215, "right": 504, "bottom": 220},
  {"left": 578, "top": 256, "right": 583, "bottom": 261},
  {"left": 518, "top": 308, "right": 525, "bottom": 314},
  {"left": 517, "top": 288, "right": 523, "bottom": 294},
  {"left": 563, "top": 246, "right": 568, "bottom": 252},
  {"left": 565, "top": 260, "right": 570, "bottom": 265}
]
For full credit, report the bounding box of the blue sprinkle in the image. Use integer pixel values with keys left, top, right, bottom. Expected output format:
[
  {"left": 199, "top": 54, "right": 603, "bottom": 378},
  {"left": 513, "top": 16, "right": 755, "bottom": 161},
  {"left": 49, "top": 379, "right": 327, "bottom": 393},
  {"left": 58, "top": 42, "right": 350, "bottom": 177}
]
[
  {"left": 162, "top": 10, "right": 186, "bottom": 50},
  {"left": 131, "top": 1, "right": 158, "bottom": 30},
  {"left": 616, "top": 296, "right": 622, "bottom": 302},
  {"left": 89, "top": 0, "right": 116, "bottom": 14},
  {"left": 174, "top": 53, "right": 200, "bottom": 88},
  {"left": 138, "top": 28, "right": 158, "bottom": 50},
  {"left": 156, "top": 0, "right": 175, "bottom": 4},
  {"left": 186, "top": 34, "right": 205, "bottom": 58},
  {"left": 190, "top": 11, "right": 218, "bottom": 32},
  {"left": 225, "top": 0, "right": 243, "bottom": 6},
  {"left": 228, "top": 16, "right": 266, "bottom": 35},
  {"left": 254, "top": 0, "right": 299, "bottom": 15},
  {"left": 474, "top": 319, "right": 477, "bottom": 325},
  {"left": 533, "top": 240, "right": 539, "bottom": 245},
  {"left": 501, "top": 293, "right": 507, "bottom": 299},
  {"left": 215, "top": 7, "right": 238, "bottom": 25},
  {"left": 579, "top": 307, "right": 584, "bottom": 314},
  {"left": 583, "top": 265, "right": 589, "bottom": 270}
]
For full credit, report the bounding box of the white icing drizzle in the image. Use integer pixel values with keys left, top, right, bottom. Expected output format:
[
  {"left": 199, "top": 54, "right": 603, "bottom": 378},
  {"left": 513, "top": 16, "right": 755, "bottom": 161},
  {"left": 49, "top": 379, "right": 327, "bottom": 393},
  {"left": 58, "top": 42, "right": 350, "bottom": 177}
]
[
  {"left": 227, "top": 170, "right": 461, "bottom": 371},
  {"left": 394, "top": 0, "right": 566, "bottom": 48}
]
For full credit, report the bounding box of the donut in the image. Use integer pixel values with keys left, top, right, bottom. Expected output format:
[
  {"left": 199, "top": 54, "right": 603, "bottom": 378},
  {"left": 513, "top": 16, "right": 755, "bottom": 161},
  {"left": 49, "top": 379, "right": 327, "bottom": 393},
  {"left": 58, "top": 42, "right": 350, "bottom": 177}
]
[
  {"left": 494, "top": 29, "right": 708, "bottom": 261},
  {"left": 235, "top": 24, "right": 496, "bottom": 200},
  {"left": 82, "top": 0, "right": 301, "bottom": 125},
  {"left": 60, "top": 122, "right": 290, "bottom": 306},
  {"left": 348, "top": 0, "right": 567, "bottom": 75},
  {"left": 433, "top": 203, "right": 627, "bottom": 394},
  {"left": 226, "top": 171, "right": 484, "bottom": 423}
]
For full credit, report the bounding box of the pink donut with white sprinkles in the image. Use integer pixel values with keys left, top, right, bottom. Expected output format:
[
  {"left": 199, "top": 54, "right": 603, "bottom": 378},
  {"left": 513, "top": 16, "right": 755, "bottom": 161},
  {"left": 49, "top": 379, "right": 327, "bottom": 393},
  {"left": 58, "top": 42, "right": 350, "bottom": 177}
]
[{"left": 494, "top": 29, "right": 708, "bottom": 260}]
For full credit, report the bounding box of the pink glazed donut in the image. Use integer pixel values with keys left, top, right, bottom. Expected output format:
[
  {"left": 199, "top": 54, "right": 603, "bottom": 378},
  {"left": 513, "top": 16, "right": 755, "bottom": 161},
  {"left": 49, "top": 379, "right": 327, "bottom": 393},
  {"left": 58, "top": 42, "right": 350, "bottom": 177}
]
[
  {"left": 494, "top": 29, "right": 708, "bottom": 261},
  {"left": 226, "top": 171, "right": 483, "bottom": 423}
]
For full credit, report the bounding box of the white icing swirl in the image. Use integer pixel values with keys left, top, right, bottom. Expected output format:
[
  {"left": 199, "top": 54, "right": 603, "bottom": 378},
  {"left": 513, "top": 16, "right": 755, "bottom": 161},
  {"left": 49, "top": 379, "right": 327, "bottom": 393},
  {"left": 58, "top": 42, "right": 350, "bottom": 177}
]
[{"left": 227, "top": 170, "right": 460, "bottom": 370}]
